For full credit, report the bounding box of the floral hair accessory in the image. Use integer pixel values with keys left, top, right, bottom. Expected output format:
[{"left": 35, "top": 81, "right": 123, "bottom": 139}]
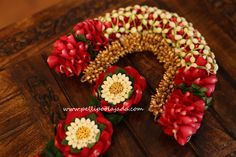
[
  {"left": 47, "top": 19, "right": 108, "bottom": 77},
  {"left": 55, "top": 109, "right": 113, "bottom": 157},
  {"left": 92, "top": 66, "right": 146, "bottom": 114},
  {"left": 42, "top": 5, "right": 219, "bottom": 154},
  {"left": 158, "top": 89, "right": 205, "bottom": 145}
]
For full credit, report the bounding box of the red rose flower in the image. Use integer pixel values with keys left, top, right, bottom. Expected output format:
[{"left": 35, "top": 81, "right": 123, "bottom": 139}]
[
  {"left": 47, "top": 34, "right": 91, "bottom": 77},
  {"left": 55, "top": 109, "right": 113, "bottom": 157},
  {"left": 174, "top": 67, "right": 217, "bottom": 96},
  {"left": 92, "top": 66, "right": 146, "bottom": 114},
  {"left": 158, "top": 89, "right": 205, "bottom": 145},
  {"left": 73, "top": 19, "right": 108, "bottom": 51}
]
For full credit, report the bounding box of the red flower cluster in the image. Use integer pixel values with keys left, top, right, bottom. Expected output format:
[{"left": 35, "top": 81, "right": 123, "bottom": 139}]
[
  {"left": 174, "top": 67, "right": 217, "bottom": 96},
  {"left": 55, "top": 110, "right": 113, "bottom": 157},
  {"left": 92, "top": 66, "right": 146, "bottom": 114},
  {"left": 73, "top": 19, "right": 108, "bottom": 51},
  {"left": 47, "top": 34, "right": 91, "bottom": 77},
  {"left": 47, "top": 19, "right": 108, "bottom": 77},
  {"left": 158, "top": 89, "right": 205, "bottom": 145}
]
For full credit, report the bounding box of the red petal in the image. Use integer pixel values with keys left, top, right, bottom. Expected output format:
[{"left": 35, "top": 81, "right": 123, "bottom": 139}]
[
  {"left": 67, "top": 34, "right": 77, "bottom": 45},
  {"left": 196, "top": 56, "right": 207, "bottom": 66},
  {"left": 89, "top": 141, "right": 104, "bottom": 157},
  {"left": 91, "top": 87, "right": 98, "bottom": 97},
  {"left": 106, "top": 66, "right": 119, "bottom": 73},
  {"left": 179, "top": 126, "right": 194, "bottom": 138},
  {"left": 95, "top": 21, "right": 103, "bottom": 32},
  {"left": 133, "top": 84, "right": 143, "bottom": 104},
  {"left": 124, "top": 66, "right": 140, "bottom": 78},
  {"left": 47, "top": 55, "right": 62, "bottom": 68},
  {"left": 180, "top": 116, "right": 193, "bottom": 124},
  {"left": 74, "top": 64, "right": 82, "bottom": 76},
  {"left": 96, "top": 72, "right": 106, "bottom": 86},
  {"left": 96, "top": 116, "right": 113, "bottom": 135},
  {"left": 118, "top": 98, "right": 133, "bottom": 114},
  {"left": 194, "top": 100, "right": 205, "bottom": 112},
  {"left": 200, "top": 75, "right": 217, "bottom": 85},
  {"left": 136, "top": 76, "right": 146, "bottom": 91},
  {"left": 176, "top": 136, "right": 188, "bottom": 146},
  {"left": 65, "top": 110, "right": 91, "bottom": 124},
  {"left": 204, "top": 84, "right": 216, "bottom": 97},
  {"left": 57, "top": 121, "right": 66, "bottom": 139},
  {"left": 100, "top": 131, "right": 112, "bottom": 152},
  {"left": 80, "top": 147, "right": 90, "bottom": 157}
]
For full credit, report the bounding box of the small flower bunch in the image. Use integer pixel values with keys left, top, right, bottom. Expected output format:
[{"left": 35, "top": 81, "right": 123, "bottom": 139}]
[
  {"left": 47, "top": 19, "right": 108, "bottom": 77},
  {"left": 37, "top": 109, "right": 113, "bottom": 157},
  {"left": 175, "top": 67, "right": 217, "bottom": 97},
  {"left": 158, "top": 67, "right": 217, "bottom": 145},
  {"left": 73, "top": 19, "right": 108, "bottom": 51},
  {"left": 158, "top": 89, "right": 205, "bottom": 145},
  {"left": 92, "top": 66, "right": 146, "bottom": 114}
]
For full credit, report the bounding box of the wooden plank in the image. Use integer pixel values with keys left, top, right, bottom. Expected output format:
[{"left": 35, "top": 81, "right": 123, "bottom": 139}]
[
  {"left": 0, "top": 0, "right": 60, "bottom": 29},
  {"left": 211, "top": 73, "right": 236, "bottom": 138},
  {"left": 190, "top": 111, "right": 236, "bottom": 157},
  {"left": 9, "top": 54, "right": 71, "bottom": 125},
  {"left": 0, "top": 0, "right": 140, "bottom": 69},
  {"left": 127, "top": 52, "right": 236, "bottom": 156},
  {"left": 104, "top": 123, "right": 147, "bottom": 157},
  {"left": 0, "top": 70, "right": 20, "bottom": 104},
  {"left": 0, "top": 95, "right": 48, "bottom": 157}
]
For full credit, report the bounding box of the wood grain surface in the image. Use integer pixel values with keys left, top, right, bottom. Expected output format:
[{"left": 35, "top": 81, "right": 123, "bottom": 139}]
[{"left": 0, "top": 0, "right": 236, "bottom": 157}]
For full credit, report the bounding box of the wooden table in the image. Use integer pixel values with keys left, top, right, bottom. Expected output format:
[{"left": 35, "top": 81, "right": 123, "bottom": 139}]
[{"left": 0, "top": 0, "right": 236, "bottom": 156}]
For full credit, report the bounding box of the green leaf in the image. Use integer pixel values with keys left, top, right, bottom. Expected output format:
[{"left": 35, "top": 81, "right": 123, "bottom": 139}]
[
  {"left": 104, "top": 73, "right": 113, "bottom": 81},
  {"left": 128, "top": 88, "right": 134, "bottom": 98},
  {"left": 61, "top": 139, "right": 68, "bottom": 145},
  {"left": 97, "top": 85, "right": 103, "bottom": 99},
  {"left": 89, "top": 96, "right": 100, "bottom": 107},
  {"left": 76, "top": 34, "right": 87, "bottom": 42},
  {"left": 203, "top": 97, "right": 213, "bottom": 109},
  {"left": 191, "top": 84, "right": 200, "bottom": 90},
  {"left": 56, "top": 151, "right": 64, "bottom": 157},
  {"left": 88, "top": 45, "right": 97, "bottom": 60},
  {"left": 44, "top": 150, "right": 54, "bottom": 157},
  {"left": 178, "top": 83, "right": 186, "bottom": 90},
  {"left": 193, "top": 92, "right": 205, "bottom": 97},
  {"left": 199, "top": 87, "right": 207, "bottom": 92},
  {"left": 98, "top": 123, "right": 106, "bottom": 131},
  {"left": 42, "top": 139, "right": 63, "bottom": 157},
  {"left": 87, "top": 142, "right": 96, "bottom": 148},
  {"left": 45, "top": 140, "right": 55, "bottom": 150},
  {"left": 105, "top": 113, "right": 124, "bottom": 125},
  {"left": 64, "top": 124, "right": 69, "bottom": 132},
  {"left": 95, "top": 132, "right": 101, "bottom": 141},
  {"left": 127, "top": 75, "right": 134, "bottom": 84},
  {"left": 70, "top": 147, "right": 82, "bottom": 154},
  {"left": 86, "top": 113, "right": 97, "bottom": 121},
  {"left": 115, "top": 68, "right": 126, "bottom": 74},
  {"left": 206, "top": 97, "right": 213, "bottom": 104}
]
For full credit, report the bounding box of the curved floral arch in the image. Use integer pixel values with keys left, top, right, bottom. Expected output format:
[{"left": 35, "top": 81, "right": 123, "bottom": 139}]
[
  {"left": 45, "top": 5, "right": 219, "bottom": 156},
  {"left": 80, "top": 5, "right": 218, "bottom": 118}
]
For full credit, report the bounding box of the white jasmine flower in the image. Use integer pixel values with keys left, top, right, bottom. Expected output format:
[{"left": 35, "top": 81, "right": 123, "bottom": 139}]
[
  {"left": 101, "top": 73, "right": 133, "bottom": 105},
  {"left": 65, "top": 118, "right": 100, "bottom": 150}
]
